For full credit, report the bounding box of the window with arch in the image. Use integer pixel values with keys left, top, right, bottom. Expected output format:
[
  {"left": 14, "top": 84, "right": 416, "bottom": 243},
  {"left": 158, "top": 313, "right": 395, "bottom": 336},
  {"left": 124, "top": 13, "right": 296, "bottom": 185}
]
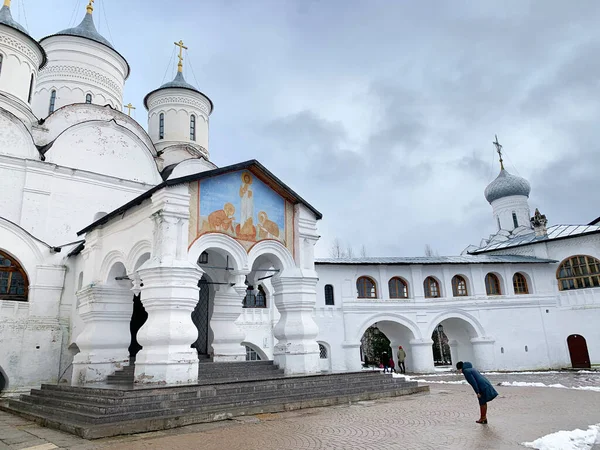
[
  {"left": 485, "top": 273, "right": 502, "bottom": 295},
  {"left": 452, "top": 275, "right": 468, "bottom": 297},
  {"left": 513, "top": 272, "right": 529, "bottom": 294},
  {"left": 388, "top": 277, "right": 408, "bottom": 299},
  {"left": 243, "top": 285, "right": 267, "bottom": 308},
  {"left": 245, "top": 345, "right": 262, "bottom": 361},
  {"left": 159, "top": 113, "right": 165, "bottom": 139},
  {"left": 424, "top": 277, "right": 440, "bottom": 298},
  {"left": 0, "top": 54, "right": 3, "bottom": 76},
  {"left": 319, "top": 343, "right": 328, "bottom": 359},
  {"left": 190, "top": 114, "right": 196, "bottom": 141},
  {"left": 85, "top": 93, "right": 92, "bottom": 104},
  {"left": 557, "top": 255, "right": 600, "bottom": 291},
  {"left": 0, "top": 251, "right": 28, "bottom": 301},
  {"left": 356, "top": 276, "right": 377, "bottom": 298},
  {"left": 27, "top": 74, "right": 34, "bottom": 103},
  {"left": 497, "top": 216, "right": 501, "bottom": 231},
  {"left": 512, "top": 212, "right": 519, "bottom": 228},
  {"left": 324, "top": 284, "right": 334, "bottom": 305},
  {"left": 49, "top": 90, "right": 57, "bottom": 114}
]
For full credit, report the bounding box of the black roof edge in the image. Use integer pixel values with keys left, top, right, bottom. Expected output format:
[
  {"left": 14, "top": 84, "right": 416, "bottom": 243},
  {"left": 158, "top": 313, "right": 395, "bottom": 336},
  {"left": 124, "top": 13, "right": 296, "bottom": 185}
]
[
  {"left": 77, "top": 159, "right": 322, "bottom": 236},
  {"left": 0, "top": 23, "right": 48, "bottom": 69},
  {"left": 468, "top": 228, "right": 600, "bottom": 255},
  {"left": 314, "top": 260, "right": 557, "bottom": 266},
  {"left": 589, "top": 216, "right": 600, "bottom": 226},
  {"left": 67, "top": 242, "right": 85, "bottom": 257}
]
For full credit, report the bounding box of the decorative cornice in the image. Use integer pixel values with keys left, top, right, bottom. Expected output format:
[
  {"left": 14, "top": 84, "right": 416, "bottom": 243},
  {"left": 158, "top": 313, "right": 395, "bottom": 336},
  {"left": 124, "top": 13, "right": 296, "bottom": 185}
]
[
  {"left": 148, "top": 94, "right": 210, "bottom": 116},
  {"left": 37, "top": 64, "right": 123, "bottom": 99},
  {"left": 0, "top": 33, "right": 41, "bottom": 66}
]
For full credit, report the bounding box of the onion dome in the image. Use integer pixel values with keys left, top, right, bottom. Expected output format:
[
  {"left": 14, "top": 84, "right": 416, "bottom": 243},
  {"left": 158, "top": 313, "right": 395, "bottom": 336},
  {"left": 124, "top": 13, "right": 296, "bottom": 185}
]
[
  {"left": 55, "top": 9, "right": 113, "bottom": 49},
  {"left": 484, "top": 169, "right": 531, "bottom": 203},
  {"left": 0, "top": 2, "right": 27, "bottom": 34},
  {"left": 143, "top": 71, "right": 213, "bottom": 111}
]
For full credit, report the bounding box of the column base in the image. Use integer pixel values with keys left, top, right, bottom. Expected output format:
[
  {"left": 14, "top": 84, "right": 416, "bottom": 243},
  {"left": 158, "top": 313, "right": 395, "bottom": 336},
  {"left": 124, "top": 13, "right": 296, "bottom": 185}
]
[
  {"left": 134, "top": 357, "right": 199, "bottom": 385},
  {"left": 409, "top": 339, "right": 435, "bottom": 373},
  {"left": 342, "top": 341, "right": 363, "bottom": 372},
  {"left": 71, "top": 353, "right": 128, "bottom": 385},
  {"left": 274, "top": 343, "right": 320, "bottom": 375}
]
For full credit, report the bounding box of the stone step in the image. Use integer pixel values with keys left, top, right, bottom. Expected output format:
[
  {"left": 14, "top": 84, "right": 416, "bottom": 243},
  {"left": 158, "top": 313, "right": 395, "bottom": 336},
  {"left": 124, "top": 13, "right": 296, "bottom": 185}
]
[{"left": 12, "top": 379, "right": 418, "bottom": 425}]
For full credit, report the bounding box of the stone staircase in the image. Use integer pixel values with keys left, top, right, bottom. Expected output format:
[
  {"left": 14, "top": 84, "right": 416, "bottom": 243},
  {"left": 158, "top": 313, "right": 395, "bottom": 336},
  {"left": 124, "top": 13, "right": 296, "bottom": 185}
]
[
  {"left": 106, "top": 360, "right": 286, "bottom": 385},
  {"left": 2, "top": 370, "right": 428, "bottom": 439}
]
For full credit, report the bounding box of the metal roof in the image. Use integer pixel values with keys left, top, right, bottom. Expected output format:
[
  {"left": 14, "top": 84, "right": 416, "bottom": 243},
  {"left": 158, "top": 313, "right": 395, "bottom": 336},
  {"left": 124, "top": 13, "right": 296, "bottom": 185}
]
[
  {"left": 470, "top": 224, "right": 600, "bottom": 254},
  {"left": 77, "top": 159, "right": 322, "bottom": 236},
  {"left": 315, "top": 255, "right": 556, "bottom": 265},
  {"left": 143, "top": 71, "right": 213, "bottom": 111},
  {"left": 0, "top": 4, "right": 27, "bottom": 34},
  {"left": 484, "top": 169, "right": 531, "bottom": 203}
]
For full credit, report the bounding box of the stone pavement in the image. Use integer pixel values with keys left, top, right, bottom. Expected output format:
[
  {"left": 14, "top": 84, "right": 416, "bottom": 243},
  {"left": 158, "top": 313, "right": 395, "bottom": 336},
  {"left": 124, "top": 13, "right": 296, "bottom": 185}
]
[{"left": 1, "top": 382, "right": 600, "bottom": 450}]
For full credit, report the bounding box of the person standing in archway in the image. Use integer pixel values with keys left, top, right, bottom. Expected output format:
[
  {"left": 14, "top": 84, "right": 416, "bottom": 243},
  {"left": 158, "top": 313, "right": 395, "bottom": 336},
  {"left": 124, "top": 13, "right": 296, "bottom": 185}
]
[
  {"left": 456, "top": 361, "right": 498, "bottom": 424},
  {"left": 397, "top": 346, "right": 406, "bottom": 374}
]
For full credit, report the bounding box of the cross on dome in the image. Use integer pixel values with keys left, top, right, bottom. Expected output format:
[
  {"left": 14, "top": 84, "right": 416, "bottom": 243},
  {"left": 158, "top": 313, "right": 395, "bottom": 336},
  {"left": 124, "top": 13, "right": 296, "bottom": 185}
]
[
  {"left": 174, "top": 40, "right": 188, "bottom": 73},
  {"left": 86, "top": 0, "right": 94, "bottom": 14},
  {"left": 124, "top": 103, "right": 136, "bottom": 116},
  {"left": 493, "top": 134, "right": 504, "bottom": 170},
  {"left": 4, "top": 1, "right": 11, "bottom": 8}
]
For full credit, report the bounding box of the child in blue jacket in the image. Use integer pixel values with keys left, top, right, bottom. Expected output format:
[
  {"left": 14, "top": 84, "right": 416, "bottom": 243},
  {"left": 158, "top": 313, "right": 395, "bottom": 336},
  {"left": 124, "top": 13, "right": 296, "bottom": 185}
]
[{"left": 456, "top": 361, "right": 498, "bottom": 424}]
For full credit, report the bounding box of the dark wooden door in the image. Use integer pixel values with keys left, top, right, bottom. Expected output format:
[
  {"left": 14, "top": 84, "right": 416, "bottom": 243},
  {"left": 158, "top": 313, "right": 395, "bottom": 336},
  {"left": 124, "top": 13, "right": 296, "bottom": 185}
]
[{"left": 567, "top": 334, "right": 591, "bottom": 369}]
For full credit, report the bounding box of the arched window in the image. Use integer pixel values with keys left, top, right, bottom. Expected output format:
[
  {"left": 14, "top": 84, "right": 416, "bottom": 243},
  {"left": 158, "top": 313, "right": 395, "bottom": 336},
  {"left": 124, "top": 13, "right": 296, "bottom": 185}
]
[
  {"left": 496, "top": 216, "right": 501, "bottom": 231},
  {"left": 85, "top": 93, "right": 92, "bottom": 104},
  {"left": 48, "top": 90, "right": 57, "bottom": 114},
  {"left": 324, "top": 284, "right": 334, "bottom": 305},
  {"left": 0, "top": 251, "right": 28, "bottom": 301},
  {"left": 27, "top": 74, "right": 34, "bottom": 103},
  {"left": 424, "top": 277, "right": 440, "bottom": 298},
  {"left": 513, "top": 272, "right": 529, "bottom": 294},
  {"left": 159, "top": 113, "right": 165, "bottom": 139},
  {"left": 388, "top": 277, "right": 408, "bottom": 298},
  {"left": 190, "top": 114, "right": 196, "bottom": 141},
  {"left": 557, "top": 255, "right": 600, "bottom": 291},
  {"left": 356, "top": 276, "right": 377, "bottom": 298},
  {"left": 452, "top": 275, "right": 468, "bottom": 296},
  {"left": 512, "top": 212, "right": 519, "bottom": 228},
  {"left": 485, "top": 273, "right": 502, "bottom": 295},
  {"left": 319, "top": 343, "right": 328, "bottom": 359},
  {"left": 245, "top": 345, "right": 262, "bottom": 361},
  {"left": 243, "top": 285, "right": 267, "bottom": 308},
  {"left": 0, "top": 54, "right": 3, "bottom": 76},
  {"left": 255, "top": 285, "right": 266, "bottom": 307}
]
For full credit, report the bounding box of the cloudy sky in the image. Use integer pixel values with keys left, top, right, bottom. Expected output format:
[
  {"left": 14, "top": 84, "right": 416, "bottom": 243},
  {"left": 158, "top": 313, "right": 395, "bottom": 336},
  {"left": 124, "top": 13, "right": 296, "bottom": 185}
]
[{"left": 17, "top": 0, "right": 600, "bottom": 257}]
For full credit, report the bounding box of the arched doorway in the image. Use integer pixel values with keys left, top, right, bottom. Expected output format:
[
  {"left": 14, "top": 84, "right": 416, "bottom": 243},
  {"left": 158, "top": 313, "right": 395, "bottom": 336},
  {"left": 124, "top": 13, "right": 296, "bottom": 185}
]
[
  {"left": 567, "top": 334, "right": 591, "bottom": 369},
  {"left": 359, "top": 319, "right": 417, "bottom": 372},
  {"left": 192, "top": 278, "right": 211, "bottom": 357},
  {"left": 429, "top": 316, "right": 481, "bottom": 367},
  {"left": 432, "top": 324, "right": 452, "bottom": 366}
]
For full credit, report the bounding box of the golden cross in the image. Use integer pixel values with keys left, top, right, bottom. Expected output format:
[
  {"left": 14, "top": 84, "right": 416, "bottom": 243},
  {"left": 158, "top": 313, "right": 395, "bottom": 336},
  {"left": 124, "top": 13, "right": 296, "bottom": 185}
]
[
  {"left": 124, "top": 103, "right": 136, "bottom": 116},
  {"left": 174, "top": 40, "right": 188, "bottom": 73},
  {"left": 493, "top": 134, "right": 505, "bottom": 170},
  {"left": 86, "top": 0, "right": 94, "bottom": 14},
  {"left": 4, "top": 1, "right": 12, "bottom": 8}
]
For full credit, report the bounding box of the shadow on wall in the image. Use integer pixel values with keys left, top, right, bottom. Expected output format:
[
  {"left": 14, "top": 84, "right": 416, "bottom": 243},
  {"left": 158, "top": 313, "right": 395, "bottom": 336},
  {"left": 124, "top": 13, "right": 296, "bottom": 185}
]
[{"left": 0, "top": 365, "right": 7, "bottom": 395}]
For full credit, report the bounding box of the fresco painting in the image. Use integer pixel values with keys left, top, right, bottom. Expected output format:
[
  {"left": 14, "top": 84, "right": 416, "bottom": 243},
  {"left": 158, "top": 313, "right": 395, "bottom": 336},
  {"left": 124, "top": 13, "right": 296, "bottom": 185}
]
[{"left": 196, "top": 170, "right": 287, "bottom": 249}]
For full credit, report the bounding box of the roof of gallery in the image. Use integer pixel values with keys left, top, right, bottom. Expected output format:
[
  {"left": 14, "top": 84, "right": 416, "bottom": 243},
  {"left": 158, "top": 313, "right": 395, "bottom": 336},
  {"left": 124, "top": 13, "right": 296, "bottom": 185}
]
[
  {"left": 315, "top": 255, "right": 557, "bottom": 265},
  {"left": 77, "top": 160, "right": 323, "bottom": 236}
]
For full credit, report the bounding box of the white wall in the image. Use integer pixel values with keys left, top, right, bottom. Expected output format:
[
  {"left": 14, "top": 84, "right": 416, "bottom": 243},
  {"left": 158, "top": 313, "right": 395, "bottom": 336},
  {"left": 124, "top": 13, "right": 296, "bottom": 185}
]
[{"left": 491, "top": 195, "right": 531, "bottom": 233}]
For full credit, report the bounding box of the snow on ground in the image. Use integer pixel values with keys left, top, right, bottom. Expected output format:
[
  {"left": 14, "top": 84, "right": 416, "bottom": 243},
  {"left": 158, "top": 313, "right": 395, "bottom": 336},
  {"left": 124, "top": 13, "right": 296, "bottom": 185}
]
[
  {"left": 521, "top": 423, "right": 600, "bottom": 450},
  {"left": 500, "top": 381, "right": 600, "bottom": 392}
]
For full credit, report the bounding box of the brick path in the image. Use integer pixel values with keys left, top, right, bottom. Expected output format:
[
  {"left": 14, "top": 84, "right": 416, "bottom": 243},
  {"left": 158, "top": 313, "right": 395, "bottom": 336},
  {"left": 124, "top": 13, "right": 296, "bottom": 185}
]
[{"left": 1, "top": 382, "right": 599, "bottom": 449}]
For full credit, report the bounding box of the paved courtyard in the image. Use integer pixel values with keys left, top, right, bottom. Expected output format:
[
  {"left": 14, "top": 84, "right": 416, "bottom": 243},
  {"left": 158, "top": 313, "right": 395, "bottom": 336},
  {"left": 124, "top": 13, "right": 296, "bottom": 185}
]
[{"left": 1, "top": 376, "right": 599, "bottom": 450}]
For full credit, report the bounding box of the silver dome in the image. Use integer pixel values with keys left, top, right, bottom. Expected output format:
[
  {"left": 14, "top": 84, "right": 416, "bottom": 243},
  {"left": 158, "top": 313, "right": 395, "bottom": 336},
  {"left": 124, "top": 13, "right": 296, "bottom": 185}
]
[
  {"left": 55, "top": 12, "right": 113, "bottom": 49},
  {"left": 143, "top": 71, "right": 213, "bottom": 111},
  {"left": 484, "top": 169, "right": 531, "bottom": 203},
  {"left": 0, "top": 5, "right": 28, "bottom": 35}
]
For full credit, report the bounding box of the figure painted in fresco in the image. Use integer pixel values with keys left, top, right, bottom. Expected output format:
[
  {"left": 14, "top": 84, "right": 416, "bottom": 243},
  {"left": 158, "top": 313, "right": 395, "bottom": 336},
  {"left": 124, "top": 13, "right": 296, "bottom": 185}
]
[
  {"left": 257, "top": 211, "right": 280, "bottom": 240},
  {"left": 237, "top": 172, "right": 256, "bottom": 241},
  {"left": 208, "top": 202, "right": 235, "bottom": 234}
]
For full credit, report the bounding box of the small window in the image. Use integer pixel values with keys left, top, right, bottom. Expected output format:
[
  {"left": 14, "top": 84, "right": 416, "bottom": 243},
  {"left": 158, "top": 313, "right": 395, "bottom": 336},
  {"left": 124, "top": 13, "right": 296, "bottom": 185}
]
[
  {"left": 159, "top": 113, "right": 165, "bottom": 139},
  {"left": 28, "top": 74, "right": 34, "bottom": 103},
  {"left": 245, "top": 345, "right": 261, "bottom": 361},
  {"left": 243, "top": 285, "right": 267, "bottom": 308},
  {"left": 512, "top": 212, "right": 519, "bottom": 228},
  {"left": 485, "top": 273, "right": 502, "bottom": 295},
  {"left": 452, "top": 275, "right": 468, "bottom": 297},
  {"left": 424, "top": 277, "right": 440, "bottom": 298},
  {"left": 49, "top": 90, "right": 57, "bottom": 114},
  {"left": 0, "top": 54, "right": 3, "bottom": 76},
  {"left": 85, "top": 93, "right": 92, "bottom": 104},
  {"left": 0, "top": 251, "right": 29, "bottom": 301},
  {"left": 497, "top": 216, "right": 501, "bottom": 231},
  {"left": 190, "top": 114, "right": 196, "bottom": 141},
  {"left": 319, "top": 343, "right": 328, "bottom": 359},
  {"left": 557, "top": 255, "right": 600, "bottom": 291},
  {"left": 388, "top": 277, "right": 408, "bottom": 298},
  {"left": 324, "top": 284, "right": 334, "bottom": 305},
  {"left": 357, "top": 276, "right": 377, "bottom": 298},
  {"left": 513, "top": 273, "right": 529, "bottom": 294}
]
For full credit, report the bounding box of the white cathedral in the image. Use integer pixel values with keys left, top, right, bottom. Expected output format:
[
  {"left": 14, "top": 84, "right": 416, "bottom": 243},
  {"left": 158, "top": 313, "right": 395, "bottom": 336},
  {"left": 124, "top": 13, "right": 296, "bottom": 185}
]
[{"left": 1, "top": 1, "right": 599, "bottom": 396}]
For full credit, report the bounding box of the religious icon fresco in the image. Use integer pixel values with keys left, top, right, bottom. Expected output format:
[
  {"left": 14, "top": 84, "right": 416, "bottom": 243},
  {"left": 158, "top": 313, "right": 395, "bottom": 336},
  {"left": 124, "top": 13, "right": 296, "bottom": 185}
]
[{"left": 191, "top": 170, "right": 291, "bottom": 251}]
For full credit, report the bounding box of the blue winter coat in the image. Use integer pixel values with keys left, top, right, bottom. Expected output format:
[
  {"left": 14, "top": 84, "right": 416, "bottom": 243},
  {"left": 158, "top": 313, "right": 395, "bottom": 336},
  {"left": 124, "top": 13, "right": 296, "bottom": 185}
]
[{"left": 461, "top": 362, "right": 498, "bottom": 405}]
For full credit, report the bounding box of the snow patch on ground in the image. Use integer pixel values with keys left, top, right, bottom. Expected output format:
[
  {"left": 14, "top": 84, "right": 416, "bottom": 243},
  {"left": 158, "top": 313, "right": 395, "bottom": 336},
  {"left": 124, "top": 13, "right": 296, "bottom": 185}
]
[
  {"left": 521, "top": 424, "right": 600, "bottom": 450},
  {"left": 500, "top": 381, "right": 600, "bottom": 392}
]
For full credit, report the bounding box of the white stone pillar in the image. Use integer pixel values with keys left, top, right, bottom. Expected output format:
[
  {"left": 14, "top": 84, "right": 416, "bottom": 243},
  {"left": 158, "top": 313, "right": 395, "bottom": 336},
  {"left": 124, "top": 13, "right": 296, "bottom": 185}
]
[
  {"left": 409, "top": 338, "right": 435, "bottom": 373},
  {"left": 133, "top": 185, "right": 203, "bottom": 385},
  {"left": 449, "top": 339, "right": 459, "bottom": 368},
  {"left": 471, "top": 337, "right": 496, "bottom": 371},
  {"left": 342, "top": 341, "right": 363, "bottom": 372},
  {"left": 71, "top": 286, "right": 133, "bottom": 385},
  {"left": 210, "top": 271, "right": 246, "bottom": 361},
  {"left": 271, "top": 269, "right": 320, "bottom": 375}
]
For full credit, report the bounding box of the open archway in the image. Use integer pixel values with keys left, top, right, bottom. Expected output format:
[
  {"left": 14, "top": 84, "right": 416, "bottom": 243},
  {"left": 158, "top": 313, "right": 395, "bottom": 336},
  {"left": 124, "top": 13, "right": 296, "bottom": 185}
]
[
  {"left": 429, "top": 314, "right": 483, "bottom": 368},
  {"left": 359, "top": 319, "right": 418, "bottom": 373}
]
